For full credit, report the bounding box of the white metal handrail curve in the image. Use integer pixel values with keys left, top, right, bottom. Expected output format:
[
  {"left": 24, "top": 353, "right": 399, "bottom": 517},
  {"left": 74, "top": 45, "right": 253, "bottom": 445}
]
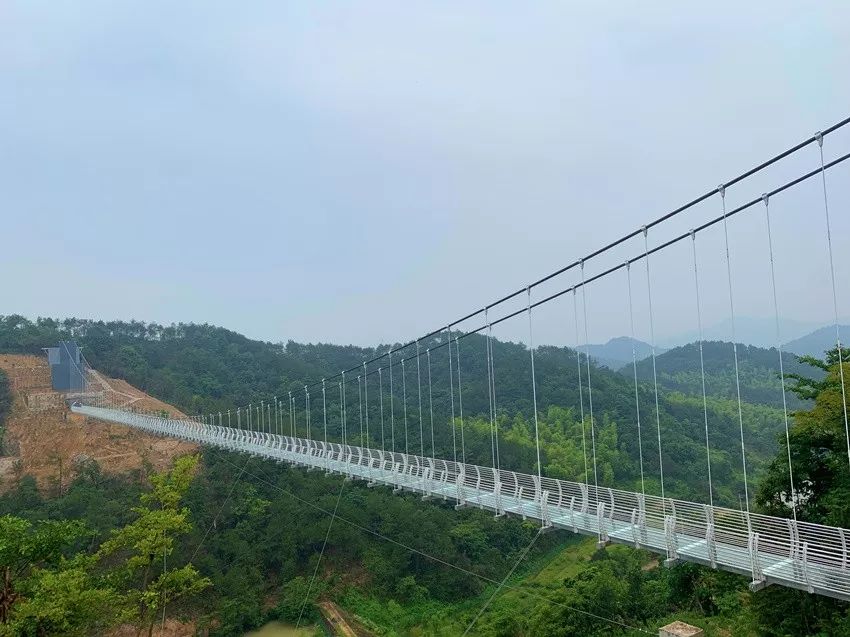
[{"left": 72, "top": 404, "right": 850, "bottom": 601}]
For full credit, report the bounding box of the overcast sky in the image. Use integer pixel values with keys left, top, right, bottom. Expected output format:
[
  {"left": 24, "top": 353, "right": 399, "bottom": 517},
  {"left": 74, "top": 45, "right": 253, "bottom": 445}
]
[{"left": 2, "top": 2, "right": 849, "bottom": 350}]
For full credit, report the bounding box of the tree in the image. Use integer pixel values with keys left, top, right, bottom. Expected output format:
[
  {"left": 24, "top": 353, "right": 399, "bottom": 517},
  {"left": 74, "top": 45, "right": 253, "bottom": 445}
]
[
  {"left": 756, "top": 348, "right": 850, "bottom": 526},
  {"left": 753, "top": 348, "right": 850, "bottom": 635},
  {"left": 96, "top": 454, "right": 210, "bottom": 637},
  {"left": 0, "top": 516, "right": 87, "bottom": 624}
]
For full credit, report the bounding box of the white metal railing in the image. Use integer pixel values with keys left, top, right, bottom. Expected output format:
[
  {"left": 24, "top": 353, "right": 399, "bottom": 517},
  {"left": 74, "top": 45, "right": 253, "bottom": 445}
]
[{"left": 72, "top": 404, "right": 850, "bottom": 601}]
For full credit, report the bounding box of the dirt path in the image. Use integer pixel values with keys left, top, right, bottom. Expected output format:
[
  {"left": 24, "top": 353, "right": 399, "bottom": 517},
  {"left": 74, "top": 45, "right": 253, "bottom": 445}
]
[{"left": 318, "top": 601, "right": 360, "bottom": 637}]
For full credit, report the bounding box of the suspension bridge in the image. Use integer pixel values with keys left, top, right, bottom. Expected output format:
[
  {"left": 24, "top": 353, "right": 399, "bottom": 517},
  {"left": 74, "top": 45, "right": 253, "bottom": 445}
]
[{"left": 71, "top": 116, "right": 850, "bottom": 602}]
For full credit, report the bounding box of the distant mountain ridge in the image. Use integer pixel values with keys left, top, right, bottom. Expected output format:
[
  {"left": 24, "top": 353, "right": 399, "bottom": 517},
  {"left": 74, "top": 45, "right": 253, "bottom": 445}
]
[
  {"left": 584, "top": 336, "right": 663, "bottom": 370},
  {"left": 784, "top": 324, "right": 849, "bottom": 358}
]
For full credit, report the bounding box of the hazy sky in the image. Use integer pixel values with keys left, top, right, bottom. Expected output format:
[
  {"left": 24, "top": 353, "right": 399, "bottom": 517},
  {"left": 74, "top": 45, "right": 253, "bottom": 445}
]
[{"left": 2, "top": 2, "right": 849, "bottom": 349}]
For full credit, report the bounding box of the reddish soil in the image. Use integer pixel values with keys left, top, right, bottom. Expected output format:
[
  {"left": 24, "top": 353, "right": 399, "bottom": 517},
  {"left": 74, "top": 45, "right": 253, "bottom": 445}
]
[{"left": 0, "top": 354, "right": 197, "bottom": 491}]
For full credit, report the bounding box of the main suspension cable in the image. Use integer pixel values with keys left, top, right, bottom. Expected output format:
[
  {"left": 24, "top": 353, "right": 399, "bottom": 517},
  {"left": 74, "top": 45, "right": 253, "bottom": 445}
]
[{"left": 289, "top": 118, "right": 850, "bottom": 392}]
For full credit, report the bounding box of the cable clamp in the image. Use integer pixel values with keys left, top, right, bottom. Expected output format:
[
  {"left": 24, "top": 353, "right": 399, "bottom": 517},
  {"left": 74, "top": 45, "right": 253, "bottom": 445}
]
[
  {"left": 815, "top": 131, "right": 823, "bottom": 147},
  {"left": 641, "top": 225, "right": 648, "bottom": 238},
  {"left": 689, "top": 229, "right": 695, "bottom": 240},
  {"left": 625, "top": 259, "right": 630, "bottom": 270},
  {"left": 717, "top": 183, "right": 726, "bottom": 198},
  {"left": 761, "top": 193, "right": 769, "bottom": 206}
]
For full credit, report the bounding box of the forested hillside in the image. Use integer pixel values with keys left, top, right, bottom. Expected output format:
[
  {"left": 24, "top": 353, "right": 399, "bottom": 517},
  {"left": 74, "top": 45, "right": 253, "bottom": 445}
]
[
  {"left": 629, "top": 341, "right": 819, "bottom": 409},
  {"left": 1, "top": 315, "right": 847, "bottom": 635},
  {"left": 0, "top": 315, "right": 790, "bottom": 506}
]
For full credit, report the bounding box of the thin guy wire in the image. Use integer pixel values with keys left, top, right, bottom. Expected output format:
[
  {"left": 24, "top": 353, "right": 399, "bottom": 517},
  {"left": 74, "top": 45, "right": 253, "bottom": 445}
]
[
  {"left": 626, "top": 262, "right": 646, "bottom": 496},
  {"left": 295, "top": 478, "right": 346, "bottom": 629},
  {"left": 581, "top": 262, "right": 600, "bottom": 505},
  {"left": 762, "top": 195, "right": 797, "bottom": 520},
  {"left": 690, "top": 233, "right": 714, "bottom": 509},
  {"left": 462, "top": 529, "right": 542, "bottom": 635},
  {"left": 211, "top": 450, "right": 652, "bottom": 635},
  {"left": 817, "top": 135, "right": 850, "bottom": 472},
  {"left": 188, "top": 454, "right": 252, "bottom": 563},
  {"left": 719, "top": 187, "right": 750, "bottom": 514}
]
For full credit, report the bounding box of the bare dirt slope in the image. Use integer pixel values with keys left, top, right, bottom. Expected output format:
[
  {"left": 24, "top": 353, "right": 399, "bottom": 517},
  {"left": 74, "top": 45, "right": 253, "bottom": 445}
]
[{"left": 0, "top": 354, "right": 196, "bottom": 491}]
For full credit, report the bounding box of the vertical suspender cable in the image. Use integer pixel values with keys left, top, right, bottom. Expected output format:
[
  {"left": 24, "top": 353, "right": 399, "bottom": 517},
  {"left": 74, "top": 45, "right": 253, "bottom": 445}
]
[
  {"left": 289, "top": 392, "right": 294, "bottom": 438},
  {"left": 573, "top": 288, "right": 589, "bottom": 485},
  {"left": 379, "top": 368, "right": 386, "bottom": 453},
  {"left": 643, "top": 226, "right": 667, "bottom": 509},
  {"left": 322, "top": 380, "right": 328, "bottom": 448},
  {"left": 455, "top": 335, "right": 466, "bottom": 466},
  {"left": 816, "top": 133, "right": 850, "bottom": 471},
  {"left": 402, "top": 359, "right": 409, "bottom": 456},
  {"left": 489, "top": 320, "right": 501, "bottom": 475},
  {"left": 626, "top": 262, "right": 646, "bottom": 496},
  {"left": 527, "top": 287, "right": 544, "bottom": 525},
  {"left": 363, "top": 363, "right": 370, "bottom": 448},
  {"left": 719, "top": 185, "right": 751, "bottom": 514},
  {"left": 581, "top": 261, "right": 600, "bottom": 503},
  {"left": 342, "top": 371, "right": 348, "bottom": 452},
  {"left": 448, "top": 325, "right": 458, "bottom": 465},
  {"left": 305, "top": 388, "right": 311, "bottom": 440},
  {"left": 690, "top": 232, "right": 714, "bottom": 508},
  {"left": 358, "top": 375, "right": 364, "bottom": 447},
  {"left": 338, "top": 382, "right": 344, "bottom": 449},
  {"left": 427, "top": 349, "right": 436, "bottom": 464},
  {"left": 389, "top": 350, "right": 396, "bottom": 454},
  {"left": 762, "top": 194, "right": 797, "bottom": 520},
  {"left": 416, "top": 341, "right": 424, "bottom": 459},
  {"left": 486, "top": 308, "right": 497, "bottom": 473}
]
